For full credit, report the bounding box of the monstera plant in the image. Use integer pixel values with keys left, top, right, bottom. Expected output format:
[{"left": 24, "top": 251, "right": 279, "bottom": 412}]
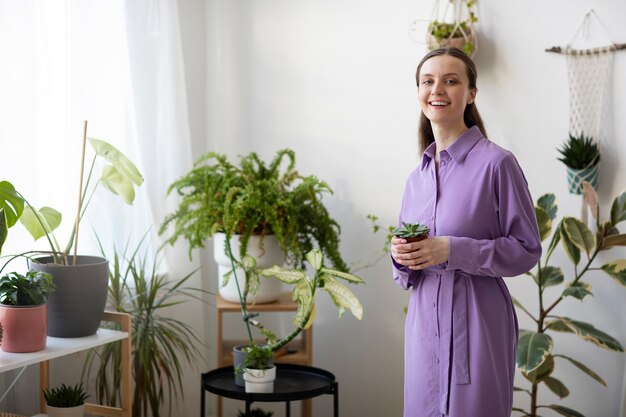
[{"left": 513, "top": 182, "right": 626, "bottom": 417}]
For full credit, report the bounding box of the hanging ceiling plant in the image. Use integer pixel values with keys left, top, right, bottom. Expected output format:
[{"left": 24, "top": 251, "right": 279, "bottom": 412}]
[{"left": 425, "top": 0, "right": 478, "bottom": 56}]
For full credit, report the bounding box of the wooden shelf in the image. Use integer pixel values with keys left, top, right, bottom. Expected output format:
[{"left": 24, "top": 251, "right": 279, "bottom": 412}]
[{"left": 219, "top": 338, "right": 310, "bottom": 366}]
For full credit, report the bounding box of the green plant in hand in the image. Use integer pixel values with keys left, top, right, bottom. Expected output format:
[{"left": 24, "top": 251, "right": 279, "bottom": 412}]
[
  {"left": 512, "top": 183, "right": 626, "bottom": 417},
  {"left": 0, "top": 270, "right": 55, "bottom": 306},
  {"left": 557, "top": 133, "right": 600, "bottom": 170},
  {"left": 392, "top": 222, "right": 430, "bottom": 239},
  {"left": 43, "top": 383, "right": 90, "bottom": 407}
]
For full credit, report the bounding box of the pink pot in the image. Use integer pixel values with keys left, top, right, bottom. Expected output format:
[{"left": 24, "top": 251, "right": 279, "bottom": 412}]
[{"left": 0, "top": 303, "right": 48, "bottom": 352}]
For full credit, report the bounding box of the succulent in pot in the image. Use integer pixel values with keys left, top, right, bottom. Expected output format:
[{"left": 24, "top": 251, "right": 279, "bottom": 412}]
[
  {"left": 43, "top": 382, "right": 90, "bottom": 417},
  {"left": 556, "top": 132, "right": 600, "bottom": 194},
  {"left": 392, "top": 222, "right": 430, "bottom": 243},
  {"left": 0, "top": 270, "right": 55, "bottom": 352}
]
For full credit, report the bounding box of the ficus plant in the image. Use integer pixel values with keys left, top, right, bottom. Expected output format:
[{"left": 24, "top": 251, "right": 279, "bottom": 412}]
[
  {"left": 513, "top": 182, "right": 626, "bottom": 417},
  {"left": 0, "top": 123, "right": 143, "bottom": 267}
]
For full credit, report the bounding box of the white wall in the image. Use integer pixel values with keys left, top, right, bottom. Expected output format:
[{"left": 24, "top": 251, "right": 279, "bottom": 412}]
[{"left": 179, "top": 0, "right": 626, "bottom": 416}]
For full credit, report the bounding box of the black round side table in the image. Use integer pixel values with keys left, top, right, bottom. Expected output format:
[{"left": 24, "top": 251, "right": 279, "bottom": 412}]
[{"left": 200, "top": 363, "right": 339, "bottom": 417}]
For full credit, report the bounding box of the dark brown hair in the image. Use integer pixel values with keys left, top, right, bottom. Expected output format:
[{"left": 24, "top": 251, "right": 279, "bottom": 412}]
[{"left": 415, "top": 47, "right": 487, "bottom": 154}]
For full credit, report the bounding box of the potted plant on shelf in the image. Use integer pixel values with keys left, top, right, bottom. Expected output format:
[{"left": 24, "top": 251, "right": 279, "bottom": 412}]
[
  {"left": 426, "top": 0, "right": 478, "bottom": 56},
  {"left": 43, "top": 382, "right": 90, "bottom": 417},
  {"left": 513, "top": 183, "right": 626, "bottom": 417},
  {"left": 556, "top": 132, "right": 601, "bottom": 194},
  {"left": 231, "top": 246, "right": 364, "bottom": 393},
  {"left": 0, "top": 270, "right": 55, "bottom": 352},
  {"left": 159, "top": 148, "right": 348, "bottom": 304},
  {"left": 0, "top": 122, "right": 143, "bottom": 337},
  {"left": 392, "top": 222, "right": 430, "bottom": 243}
]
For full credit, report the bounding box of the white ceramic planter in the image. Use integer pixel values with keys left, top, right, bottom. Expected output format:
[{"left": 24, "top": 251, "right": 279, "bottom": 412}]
[
  {"left": 46, "top": 404, "right": 85, "bottom": 417},
  {"left": 243, "top": 366, "right": 276, "bottom": 393},
  {"left": 213, "top": 233, "right": 284, "bottom": 303}
]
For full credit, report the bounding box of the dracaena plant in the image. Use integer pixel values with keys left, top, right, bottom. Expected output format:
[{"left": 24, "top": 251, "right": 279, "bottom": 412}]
[
  {"left": 512, "top": 182, "right": 626, "bottom": 417},
  {"left": 557, "top": 133, "right": 600, "bottom": 170},
  {"left": 0, "top": 124, "right": 143, "bottom": 267}
]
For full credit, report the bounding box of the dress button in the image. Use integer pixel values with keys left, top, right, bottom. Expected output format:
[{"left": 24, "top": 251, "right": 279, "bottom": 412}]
[
  {"left": 435, "top": 358, "right": 440, "bottom": 363},
  {"left": 434, "top": 331, "right": 438, "bottom": 336},
  {"left": 432, "top": 302, "right": 436, "bottom": 308}
]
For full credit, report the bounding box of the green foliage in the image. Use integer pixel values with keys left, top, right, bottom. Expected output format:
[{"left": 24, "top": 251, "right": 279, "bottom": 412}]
[
  {"left": 0, "top": 270, "right": 55, "bottom": 306},
  {"left": 427, "top": 0, "right": 477, "bottom": 55},
  {"left": 392, "top": 222, "right": 430, "bottom": 239},
  {"left": 1, "top": 136, "right": 142, "bottom": 266},
  {"left": 43, "top": 383, "right": 89, "bottom": 407},
  {"left": 159, "top": 149, "right": 347, "bottom": 271},
  {"left": 557, "top": 133, "right": 600, "bottom": 170},
  {"left": 513, "top": 185, "right": 626, "bottom": 417},
  {"left": 242, "top": 344, "right": 274, "bottom": 370},
  {"left": 81, "top": 237, "right": 207, "bottom": 417}
]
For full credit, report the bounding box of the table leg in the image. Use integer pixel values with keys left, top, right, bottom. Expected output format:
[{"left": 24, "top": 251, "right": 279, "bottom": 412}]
[
  {"left": 286, "top": 400, "right": 291, "bottom": 417},
  {"left": 246, "top": 399, "right": 251, "bottom": 416},
  {"left": 333, "top": 382, "right": 339, "bottom": 417},
  {"left": 200, "top": 385, "right": 205, "bottom": 417}
]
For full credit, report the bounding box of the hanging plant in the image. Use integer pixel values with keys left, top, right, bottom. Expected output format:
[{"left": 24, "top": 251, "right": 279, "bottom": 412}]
[
  {"left": 425, "top": 0, "right": 478, "bottom": 56},
  {"left": 557, "top": 133, "right": 601, "bottom": 194}
]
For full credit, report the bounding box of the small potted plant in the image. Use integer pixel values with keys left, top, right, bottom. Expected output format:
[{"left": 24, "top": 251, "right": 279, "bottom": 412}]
[
  {"left": 160, "top": 148, "right": 348, "bottom": 304},
  {"left": 392, "top": 222, "right": 430, "bottom": 243},
  {"left": 241, "top": 344, "right": 276, "bottom": 393},
  {"left": 426, "top": 0, "right": 478, "bottom": 56},
  {"left": 43, "top": 382, "right": 90, "bottom": 417},
  {"left": 231, "top": 247, "right": 364, "bottom": 393},
  {"left": 557, "top": 132, "right": 601, "bottom": 194},
  {"left": 0, "top": 270, "right": 55, "bottom": 352}
]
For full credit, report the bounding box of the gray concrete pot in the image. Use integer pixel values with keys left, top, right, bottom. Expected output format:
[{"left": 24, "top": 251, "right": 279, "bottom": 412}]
[{"left": 29, "top": 255, "right": 109, "bottom": 338}]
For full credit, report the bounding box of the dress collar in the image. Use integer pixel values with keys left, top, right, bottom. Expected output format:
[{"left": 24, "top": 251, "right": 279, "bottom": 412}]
[{"left": 420, "top": 125, "right": 485, "bottom": 170}]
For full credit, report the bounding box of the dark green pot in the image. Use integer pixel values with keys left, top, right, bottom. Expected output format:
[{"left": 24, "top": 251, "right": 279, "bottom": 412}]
[{"left": 29, "top": 255, "right": 109, "bottom": 338}]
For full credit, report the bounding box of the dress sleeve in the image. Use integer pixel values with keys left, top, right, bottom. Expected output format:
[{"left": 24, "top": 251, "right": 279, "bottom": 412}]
[
  {"left": 392, "top": 255, "right": 420, "bottom": 290},
  {"left": 447, "top": 153, "right": 542, "bottom": 277}
]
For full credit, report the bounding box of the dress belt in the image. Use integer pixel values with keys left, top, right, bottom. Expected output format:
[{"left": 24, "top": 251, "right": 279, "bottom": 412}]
[{"left": 430, "top": 269, "right": 470, "bottom": 415}]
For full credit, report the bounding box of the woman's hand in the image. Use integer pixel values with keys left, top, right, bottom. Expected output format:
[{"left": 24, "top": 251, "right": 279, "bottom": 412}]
[{"left": 391, "top": 236, "right": 450, "bottom": 270}]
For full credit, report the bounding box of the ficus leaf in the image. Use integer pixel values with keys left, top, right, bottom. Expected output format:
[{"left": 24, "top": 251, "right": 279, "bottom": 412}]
[
  {"left": 535, "top": 206, "right": 552, "bottom": 242},
  {"left": 543, "top": 376, "right": 569, "bottom": 399},
  {"left": 537, "top": 194, "right": 557, "bottom": 220},
  {"left": 554, "top": 354, "right": 606, "bottom": 386},
  {"left": 601, "top": 234, "right": 626, "bottom": 250},
  {"left": 582, "top": 181, "right": 599, "bottom": 223},
  {"left": 610, "top": 190, "right": 626, "bottom": 226},
  {"left": 547, "top": 317, "right": 624, "bottom": 351},
  {"left": 538, "top": 266, "right": 564, "bottom": 287},
  {"left": 543, "top": 404, "right": 585, "bottom": 417},
  {"left": 559, "top": 223, "right": 580, "bottom": 265},
  {"left": 517, "top": 330, "right": 553, "bottom": 373},
  {"left": 562, "top": 281, "right": 593, "bottom": 301},
  {"left": 563, "top": 217, "right": 595, "bottom": 255},
  {"left": 522, "top": 354, "right": 554, "bottom": 383},
  {"left": 601, "top": 260, "right": 626, "bottom": 286}
]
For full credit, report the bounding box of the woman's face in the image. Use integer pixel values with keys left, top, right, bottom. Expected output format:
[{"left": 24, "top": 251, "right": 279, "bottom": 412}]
[{"left": 417, "top": 54, "right": 476, "bottom": 129}]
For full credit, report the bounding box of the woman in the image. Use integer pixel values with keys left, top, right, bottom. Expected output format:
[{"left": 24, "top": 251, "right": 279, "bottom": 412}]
[{"left": 391, "top": 47, "right": 541, "bottom": 417}]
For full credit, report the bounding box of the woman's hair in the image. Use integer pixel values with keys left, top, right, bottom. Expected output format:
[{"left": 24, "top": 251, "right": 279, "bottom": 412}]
[{"left": 415, "top": 47, "right": 487, "bottom": 154}]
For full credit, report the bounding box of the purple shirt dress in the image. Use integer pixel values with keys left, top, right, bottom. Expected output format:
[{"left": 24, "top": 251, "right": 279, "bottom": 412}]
[{"left": 392, "top": 126, "right": 542, "bottom": 417}]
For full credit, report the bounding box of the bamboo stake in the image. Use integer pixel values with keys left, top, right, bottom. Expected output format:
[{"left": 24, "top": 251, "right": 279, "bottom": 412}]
[{"left": 73, "top": 120, "right": 88, "bottom": 265}]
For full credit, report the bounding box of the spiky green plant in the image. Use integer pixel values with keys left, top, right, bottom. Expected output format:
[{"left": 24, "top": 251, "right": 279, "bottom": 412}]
[
  {"left": 557, "top": 133, "right": 600, "bottom": 170},
  {"left": 159, "top": 149, "right": 347, "bottom": 272},
  {"left": 392, "top": 222, "right": 430, "bottom": 239},
  {"left": 513, "top": 183, "right": 626, "bottom": 417},
  {"left": 82, "top": 236, "right": 207, "bottom": 417},
  {"left": 43, "top": 383, "right": 90, "bottom": 407}
]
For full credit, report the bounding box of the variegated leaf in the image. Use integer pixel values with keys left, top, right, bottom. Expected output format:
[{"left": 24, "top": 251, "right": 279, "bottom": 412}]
[
  {"left": 554, "top": 354, "right": 606, "bottom": 386},
  {"left": 543, "top": 404, "right": 585, "bottom": 417},
  {"left": 517, "top": 330, "right": 553, "bottom": 373},
  {"left": 260, "top": 266, "right": 306, "bottom": 284},
  {"left": 563, "top": 217, "right": 596, "bottom": 255},
  {"left": 562, "top": 281, "right": 593, "bottom": 301},
  {"left": 544, "top": 376, "right": 569, "bottom": 399},
  {"left": 549, "top": 317, "right": 624, "bottom": 352},
  {"left": 582, "top": 181, "right": 599, "bottom": 222},
  {"left": 522, "top": 354, "right": 554, "bottom": 383},
  {"left": 305, "top": 249, "right": 323, "bottom": 271},
  {"left": 610, "top": 190, "right": 626, "bottom": 226},
  {"left": 320, "top": 267, "right": 365, "bottom": 284},
  {"left": 537, "top": 194, "right": 557, "bottom": 220},
  {"left": 601, "top": 260, "right": 626, "bottom": 286},
  {"left": 538, "top": 266, "right": 564, "bottom": 287},
  {"left": 323, "top": 279, "right": 363, "bottom": 320},
  {"left": 601, "top": 234, "right": 626, "bottom": 249},
  {"left": 560, "top": 223, "right": 580, "bottom": 265},
  {"left": 535, "top": 206, "right": 552, "bottom": 242}
]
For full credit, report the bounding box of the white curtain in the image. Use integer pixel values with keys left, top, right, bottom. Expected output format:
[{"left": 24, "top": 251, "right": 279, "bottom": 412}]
[{"left": 0, "top": 1, "right": 203, "bottom": 414}]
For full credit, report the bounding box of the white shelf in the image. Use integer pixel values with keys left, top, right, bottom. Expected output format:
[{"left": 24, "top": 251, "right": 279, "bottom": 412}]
[{"left": 0, "top": 328, "right": 128, "bottom": 373}]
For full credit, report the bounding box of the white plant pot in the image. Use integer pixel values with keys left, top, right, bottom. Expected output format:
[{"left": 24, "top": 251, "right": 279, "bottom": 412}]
[
  {"left": 243, "top": 366, "right": 276, "bottom": 393},
  {"left": 46, "top": 404, "right": 85, "bottom": 417},
  {"left": 213, "top": 233, "right": 284, "bottom": 304}
]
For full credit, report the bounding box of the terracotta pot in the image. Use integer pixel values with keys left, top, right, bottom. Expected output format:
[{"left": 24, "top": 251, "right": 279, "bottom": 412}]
[
  {"left": 401, "top": 234, "right": 429, "bottom": 244},
  {"left": 0, "top": 303, "right": 47, "bottom": 352}
]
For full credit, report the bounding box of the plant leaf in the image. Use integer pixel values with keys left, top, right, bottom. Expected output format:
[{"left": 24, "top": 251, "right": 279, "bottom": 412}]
[
  {"left": 562, "top": 281, "right": 593, "bottom": 301},
  {"left": 260, "top": 266, "right": 306, "bottom": 284},
  {"left": 601, "top": 260, "right": 626, "bottom": 286},
  {"left": 547, "top": 317, "right": 624, "bottom": 351},
  {"left": 19, "top": 206, "right": 62, "bottom": 241},
  {"left": 544, "top": 376, "right": 569, "bottom": 398},
  {"left": 601, "top": 234, "right": 626, "bottom": 249},
  {"left": 546, "top": 220, "right": 562, "bottom": 259},
  {"left": 100, "top": 165, "right": 136, "bottom": 205},
  {"left": 535, "top": 207, "right": 552, "bottom": 242},
  {"left": 542, "top": 404, "right": 586, "bottom": 417},
  {"left": 320, "top": 267, "right": 365, "bottom": 284},
  {"left": 522, "top": 354, "right": 554, "bottom": 383},
  {"left": 0, "top": 210, "right": 6, "bottom": 254},
  {"left": 538, "top": 194, "right": 557, "bottom": 220},
  {"left": 323, "top": 279, "right": 363, "bottom": 320},
  {"left": 538, "top": 266, "right": 564, "bottom": 287},
  {"left": 610, "top": 190, "right": 626, "bottom": 226},
  {"left": 559, "top": 222, "right": 580, "bottom": 265},
  {"left": 554, "top": 354, "right": 606, "bottom": 386},
  {"left": 0, "top": 181, "right": 24, "bottom": 227},
  {"left": 582, "top": 181, "right": 599, "bottom": 223},
  {"left": 88, "top": 137, "right": 144, "bottom": 186},
  {"left": 563, "top": 217, "right": 595, "bottom": 255},
  {"left": 305, "top": 249, "right": 323, "bottom": 271},
  {"left": 517, "top": 330, "right": 553, "bottom": 373}
]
